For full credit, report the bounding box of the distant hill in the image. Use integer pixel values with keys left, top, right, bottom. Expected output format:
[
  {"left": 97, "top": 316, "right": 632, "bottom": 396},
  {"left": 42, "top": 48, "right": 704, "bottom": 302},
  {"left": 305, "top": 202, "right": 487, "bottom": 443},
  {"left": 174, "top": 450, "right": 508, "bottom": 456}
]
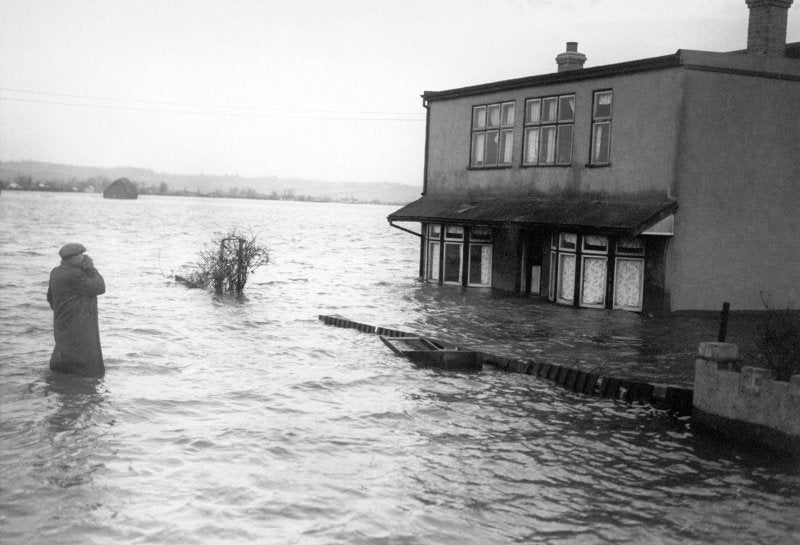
[{"left": 0, "top": 160, "right": 422, "bottom": 205}]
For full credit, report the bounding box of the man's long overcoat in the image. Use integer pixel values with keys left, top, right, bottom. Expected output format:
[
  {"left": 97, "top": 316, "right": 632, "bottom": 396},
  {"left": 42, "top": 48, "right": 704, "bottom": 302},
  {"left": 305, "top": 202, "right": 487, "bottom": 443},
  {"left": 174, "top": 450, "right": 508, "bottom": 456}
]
[{"left": 47, "top": 262, "right": 106, "bottom": 376}]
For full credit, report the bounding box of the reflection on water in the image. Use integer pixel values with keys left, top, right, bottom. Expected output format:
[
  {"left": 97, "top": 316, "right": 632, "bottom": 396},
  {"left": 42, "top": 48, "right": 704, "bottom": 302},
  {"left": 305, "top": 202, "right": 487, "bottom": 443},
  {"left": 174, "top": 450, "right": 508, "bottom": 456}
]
[
  {"left": 40, "top": 374, "right": 106, "bottom": 489},
  {"left": 1, "top": 192, "right": 799, "bottom": 544}
]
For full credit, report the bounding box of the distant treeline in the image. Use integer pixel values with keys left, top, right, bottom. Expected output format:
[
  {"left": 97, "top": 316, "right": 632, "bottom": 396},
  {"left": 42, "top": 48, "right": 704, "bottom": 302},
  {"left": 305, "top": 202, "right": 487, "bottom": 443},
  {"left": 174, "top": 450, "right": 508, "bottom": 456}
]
[{"left": 1, "top": 175, "right": 391, "bottom": 204}]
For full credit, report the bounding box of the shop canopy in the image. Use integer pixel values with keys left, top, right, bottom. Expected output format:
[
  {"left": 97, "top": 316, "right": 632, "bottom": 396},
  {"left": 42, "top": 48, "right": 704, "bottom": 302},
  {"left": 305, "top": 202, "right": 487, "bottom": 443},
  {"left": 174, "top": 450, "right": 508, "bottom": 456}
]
[{"left": 388, "top": 196, "right": 677, "bottom": 237}]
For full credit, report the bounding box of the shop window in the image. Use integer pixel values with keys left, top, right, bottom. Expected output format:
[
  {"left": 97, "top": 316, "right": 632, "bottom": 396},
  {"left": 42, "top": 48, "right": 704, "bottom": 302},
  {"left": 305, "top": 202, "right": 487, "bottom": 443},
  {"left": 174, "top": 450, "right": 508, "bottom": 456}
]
[
  {"left": 426, "top": 224, "right": 441, "bottom": 282},
  {"left": 614, "top": 258, "right": 644, "bottom": 311},
  {"left": 443, "top": 242, "right": 462, "bottom": 284},
  {"left": 467, "top": 226, "right": 492, "bottom": 287},
  {"left": 557, "top": 253, "right": 576, "bottom": 304},
  {"left": 471, "top": 102, "right": 515, "bottom": 168},
  {"left": 581, "top": 256, "right": 608, "bottom": 307},
  {"left": 468, "top": 245, "right": 491, "bottom": 286},
  {"left": 614, "top": 237, "right": 644, "bottom": 311}
]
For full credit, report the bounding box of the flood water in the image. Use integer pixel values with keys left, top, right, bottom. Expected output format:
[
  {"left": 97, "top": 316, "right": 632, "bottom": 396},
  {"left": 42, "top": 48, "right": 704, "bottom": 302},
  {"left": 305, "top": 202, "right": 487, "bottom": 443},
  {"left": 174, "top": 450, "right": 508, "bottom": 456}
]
[{"left": 1, "top": 191, "right": 798, "bottom": 544}]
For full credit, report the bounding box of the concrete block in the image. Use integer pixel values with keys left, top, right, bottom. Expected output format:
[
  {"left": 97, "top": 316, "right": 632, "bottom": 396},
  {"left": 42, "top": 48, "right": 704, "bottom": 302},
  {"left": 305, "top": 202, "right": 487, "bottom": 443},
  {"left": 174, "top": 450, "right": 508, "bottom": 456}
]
[
  {"left": 698, "top": 342, "right": 739, "bottom": 362},
  {"left": 664, "top": 387, "right": 693, "bottom": 416},
  {"left": 739, "top": 366, "right": 771, "bottom": 397},
  {"left": 583, "top": 374, "right": 599, "bottom": 396},
  {"left": 565, "top": 369, "right": 579, "bottom": 390},
  {"left": 507, "top": 360, "right": 530, "bottom": 374},
  {"left": 574, "top": 371, "right": 587, "bottom": 393}
]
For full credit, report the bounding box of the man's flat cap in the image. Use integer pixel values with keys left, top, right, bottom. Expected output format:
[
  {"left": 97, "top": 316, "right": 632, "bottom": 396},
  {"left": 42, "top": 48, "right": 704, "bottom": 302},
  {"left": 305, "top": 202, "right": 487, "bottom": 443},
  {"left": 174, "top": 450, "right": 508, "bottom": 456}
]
[{"left": 59, "top": 243, "right": 86, "bottom": 259}]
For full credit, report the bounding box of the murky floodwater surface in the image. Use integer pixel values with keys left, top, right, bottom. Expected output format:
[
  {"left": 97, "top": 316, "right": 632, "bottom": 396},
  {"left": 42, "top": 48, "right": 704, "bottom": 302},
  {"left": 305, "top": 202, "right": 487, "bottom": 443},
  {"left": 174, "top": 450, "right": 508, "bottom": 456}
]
[{"left": 1, "top": 192, "right": 798, "bottom": 544}]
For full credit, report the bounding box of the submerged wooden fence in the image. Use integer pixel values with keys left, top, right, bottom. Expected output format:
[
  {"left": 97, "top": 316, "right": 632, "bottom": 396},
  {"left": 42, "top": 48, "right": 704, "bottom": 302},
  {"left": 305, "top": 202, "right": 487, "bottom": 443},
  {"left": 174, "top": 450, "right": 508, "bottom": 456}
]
[{"left": 318, "top": 314, "right": 694, "bottom": 416}]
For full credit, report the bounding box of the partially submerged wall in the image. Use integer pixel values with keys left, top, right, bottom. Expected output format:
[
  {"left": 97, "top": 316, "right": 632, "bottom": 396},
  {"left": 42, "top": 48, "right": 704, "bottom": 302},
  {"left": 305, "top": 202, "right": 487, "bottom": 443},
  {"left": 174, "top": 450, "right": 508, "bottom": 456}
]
[{"left": 693, "top": 341, "right": 800, "bottom": 452}]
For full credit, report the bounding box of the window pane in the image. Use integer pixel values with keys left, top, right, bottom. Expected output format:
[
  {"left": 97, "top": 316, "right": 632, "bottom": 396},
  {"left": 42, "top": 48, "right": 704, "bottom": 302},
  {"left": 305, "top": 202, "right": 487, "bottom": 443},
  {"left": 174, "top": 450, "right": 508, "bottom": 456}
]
[
  {"left": 524, "top": 127, "right": 539, "bottom": 164},
  {"left": 542, "top": 97, "right": 558, "bottom": 123},
  {"left": 471, "top": 133, "right": 485, "bottom": 167},
  {"left": 427, "top": 242, "right": 440, "bottom": 281},
  {"left": 501, "top": 102, "right": 515, "bottom": 126},
  {"left": 556, "top": 125, "right": 573, "bottom": 164},
  {"left": 581, "top": 256, "right": 607, "bottom": 306},
  {"left": 484, "top": 130, "right": 499, "bottom": 165},
  {"left": 500, "top": 130, "right": 514, "bottom": 164},
  {"left": 617, "top": 237, "right": 644, "bottom": 255},
  {"left": 594, "top": 91, "right": 612, "bottom": 119},
  {"left": 487, "top": 104, "right": 500, "bottom": 128},
  {"left": 470, "top": 226, "right": 491, "bottom": 241},
  {"left": 540, "top": 126, "right": 556, "bottom": 164},
  {"left": 558, "top": 253, "right": 576, "bottom": 302},
  {"left": 559, "top": 232, "right": 577, "bottom": 250},
  {"left": 583, "top": 234, "right": 608, "bottom": 253},
  {"left": 445, "top": 225, "right": 464, "bottom": 239},
  {"left": 444, "top": 243, "right": 462, "bottom": 283},
  {"left": 473, "top": 106, "right": 486, "bottom": 129},
  {"left": 469, "top": 244, "right": 492, "bottom": 285},
  {"left": 559, "top": 95, "right": 575, "bottom": 122},
  {"left": 525, "top": 99, "right": 541, "bottom": 124},
  {"left": 592, "top": 122, "right": 610, "bottom": 163}
]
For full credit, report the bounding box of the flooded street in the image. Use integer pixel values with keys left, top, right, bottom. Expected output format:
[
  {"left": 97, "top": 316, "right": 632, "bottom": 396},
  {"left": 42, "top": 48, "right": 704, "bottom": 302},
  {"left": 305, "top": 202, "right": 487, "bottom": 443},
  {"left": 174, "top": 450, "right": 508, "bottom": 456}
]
[{"left": 1, "top": 191, "right": 798, "bottom": 544}]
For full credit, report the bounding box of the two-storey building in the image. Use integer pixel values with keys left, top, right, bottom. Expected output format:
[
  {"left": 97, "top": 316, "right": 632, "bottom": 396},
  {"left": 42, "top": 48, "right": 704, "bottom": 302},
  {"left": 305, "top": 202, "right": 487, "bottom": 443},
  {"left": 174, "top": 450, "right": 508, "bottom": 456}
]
[{"left": 389, "top": 0, "right": 800, "bottom": 313}]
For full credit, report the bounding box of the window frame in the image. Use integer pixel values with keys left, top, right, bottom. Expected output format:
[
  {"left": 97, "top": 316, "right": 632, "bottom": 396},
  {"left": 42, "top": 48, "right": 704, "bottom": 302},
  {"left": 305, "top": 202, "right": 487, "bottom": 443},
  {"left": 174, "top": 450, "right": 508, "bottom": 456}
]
[
  {"left": 522, "top": 93, "right": 575, "bottom": 167},
  {"left": 589, "top": 89, "right": 613, "bottom": 166},
  {"left": 470, "top": 101, "right": 515, "bottom": 169}
]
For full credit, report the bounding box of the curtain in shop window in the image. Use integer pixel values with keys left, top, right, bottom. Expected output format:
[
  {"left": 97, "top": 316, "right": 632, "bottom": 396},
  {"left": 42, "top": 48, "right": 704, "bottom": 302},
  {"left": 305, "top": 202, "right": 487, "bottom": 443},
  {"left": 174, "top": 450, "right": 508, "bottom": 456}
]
[
  {"left": 558, "top": 254, "right": 575, "bottom": 302},
  {"left": 614, "top": 258, "right": 644, "bottom": 309},
  {"left": 428, "top": 242, "right": 440, "bottom": 281},
  {"left": 480, "top": 245, "right": 491, "bottom": 284},
  {"left": 581, "top": 257, "right": 607, "bottom": 306}
]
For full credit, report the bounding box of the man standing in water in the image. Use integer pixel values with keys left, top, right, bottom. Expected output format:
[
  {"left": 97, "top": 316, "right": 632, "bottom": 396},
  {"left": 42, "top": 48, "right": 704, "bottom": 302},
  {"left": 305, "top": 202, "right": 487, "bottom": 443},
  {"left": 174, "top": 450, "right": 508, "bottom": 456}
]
[{"left": 47, "top": 243, "right": 106, "bottom": 377}]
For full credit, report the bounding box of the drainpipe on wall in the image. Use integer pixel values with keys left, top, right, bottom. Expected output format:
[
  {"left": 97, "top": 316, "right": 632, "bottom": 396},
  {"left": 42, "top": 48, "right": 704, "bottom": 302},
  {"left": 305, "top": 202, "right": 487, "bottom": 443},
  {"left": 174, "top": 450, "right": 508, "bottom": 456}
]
[{"left": 421, "top": 97, "right": 430, "bottom": 196}]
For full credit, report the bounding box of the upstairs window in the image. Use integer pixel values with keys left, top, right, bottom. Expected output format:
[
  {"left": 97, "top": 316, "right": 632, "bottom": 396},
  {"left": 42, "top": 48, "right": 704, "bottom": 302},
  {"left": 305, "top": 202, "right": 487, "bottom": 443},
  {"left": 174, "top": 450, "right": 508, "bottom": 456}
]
[
  {"left": 590, "top": 90, "right": 612, "bottom": 165},
  {"left": 471, "top": 102, "right": 515, "bottom": 168},
  {"left": 523, "top": 94, "right": 575, "bottom": 166}
]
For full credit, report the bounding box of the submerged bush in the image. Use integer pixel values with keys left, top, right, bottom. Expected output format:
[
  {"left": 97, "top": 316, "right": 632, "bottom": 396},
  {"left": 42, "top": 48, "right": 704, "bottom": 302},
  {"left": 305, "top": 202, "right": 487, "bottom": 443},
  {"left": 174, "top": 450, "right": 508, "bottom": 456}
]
[
  {"left": 752, "top": 294, "right": 800, "bottom": 381},
  {"left": 180, "top": 228, "right": 270, "bottom": 293}
]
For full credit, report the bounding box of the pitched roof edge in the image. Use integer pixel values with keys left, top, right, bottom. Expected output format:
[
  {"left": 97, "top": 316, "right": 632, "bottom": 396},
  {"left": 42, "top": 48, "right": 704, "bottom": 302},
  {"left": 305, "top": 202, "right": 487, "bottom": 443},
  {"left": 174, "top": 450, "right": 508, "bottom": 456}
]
[
  {"left": 421, "top": 53, "right": 681, "bottom": 102},
  {"left": 422, "top": 43, "right": 800, "bottom": 102}
]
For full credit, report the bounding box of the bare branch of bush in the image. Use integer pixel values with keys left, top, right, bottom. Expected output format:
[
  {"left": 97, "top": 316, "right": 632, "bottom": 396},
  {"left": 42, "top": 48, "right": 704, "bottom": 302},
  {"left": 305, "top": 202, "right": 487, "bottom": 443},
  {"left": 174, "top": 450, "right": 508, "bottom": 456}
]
[{"left": 178, "top": 228, "right": 270, "bottom": 293}]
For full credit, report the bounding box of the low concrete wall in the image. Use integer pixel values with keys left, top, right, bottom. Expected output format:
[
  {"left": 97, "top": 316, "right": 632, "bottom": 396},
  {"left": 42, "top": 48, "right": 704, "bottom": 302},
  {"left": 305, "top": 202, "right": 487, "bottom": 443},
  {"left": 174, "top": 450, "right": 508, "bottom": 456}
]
[
  {"left": 319, "top": 314, "right": 694, "bottom": 415},
  {"left": 693, "top": 341, "right": 800, "bottom": 452}
]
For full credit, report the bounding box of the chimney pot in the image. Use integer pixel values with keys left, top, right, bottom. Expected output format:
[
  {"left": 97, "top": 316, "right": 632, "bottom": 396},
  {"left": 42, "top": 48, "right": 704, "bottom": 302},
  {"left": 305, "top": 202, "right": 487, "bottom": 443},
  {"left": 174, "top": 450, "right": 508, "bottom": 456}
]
[{"left": 556, "top": 42, "right": 587, "bottom": 72}]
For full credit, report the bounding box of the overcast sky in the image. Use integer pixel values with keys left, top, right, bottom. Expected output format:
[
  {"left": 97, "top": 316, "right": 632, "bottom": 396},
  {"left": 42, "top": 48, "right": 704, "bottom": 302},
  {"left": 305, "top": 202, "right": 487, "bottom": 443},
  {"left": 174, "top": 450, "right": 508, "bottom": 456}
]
[{"left": 1, "top": 0, "right": 798, "bottom": 184}]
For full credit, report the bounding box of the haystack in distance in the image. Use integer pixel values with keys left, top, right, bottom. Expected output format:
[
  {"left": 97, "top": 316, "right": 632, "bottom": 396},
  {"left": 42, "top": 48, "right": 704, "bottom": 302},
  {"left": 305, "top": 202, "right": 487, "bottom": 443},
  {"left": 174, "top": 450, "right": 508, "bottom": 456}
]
[{"left": 103, "top": 178, "right": 138, "bottom": 199}]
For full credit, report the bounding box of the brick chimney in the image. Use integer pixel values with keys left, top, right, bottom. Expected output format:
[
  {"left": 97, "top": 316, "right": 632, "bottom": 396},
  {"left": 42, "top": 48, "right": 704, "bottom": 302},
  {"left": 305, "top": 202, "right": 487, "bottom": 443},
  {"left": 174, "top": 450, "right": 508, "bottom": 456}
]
[
  {"left": 746, "top": 0, "right": 794, "bottom": 56},
  {"left": 555, "top": 42, "right": 587, "bottom": 72}
]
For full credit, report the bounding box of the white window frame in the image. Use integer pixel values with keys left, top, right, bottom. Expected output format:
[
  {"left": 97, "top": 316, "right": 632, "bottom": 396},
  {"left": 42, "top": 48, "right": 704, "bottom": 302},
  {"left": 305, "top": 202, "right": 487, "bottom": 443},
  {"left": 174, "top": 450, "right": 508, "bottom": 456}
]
[
  {"left": 471, "top": 101, "right": 515, "bottom": 168},
  {"left": 590, "top": 90, "right": 612, "bottom": 165},
  {"left": 523, "top": 94, "right": 575, "bottom": 166}
]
